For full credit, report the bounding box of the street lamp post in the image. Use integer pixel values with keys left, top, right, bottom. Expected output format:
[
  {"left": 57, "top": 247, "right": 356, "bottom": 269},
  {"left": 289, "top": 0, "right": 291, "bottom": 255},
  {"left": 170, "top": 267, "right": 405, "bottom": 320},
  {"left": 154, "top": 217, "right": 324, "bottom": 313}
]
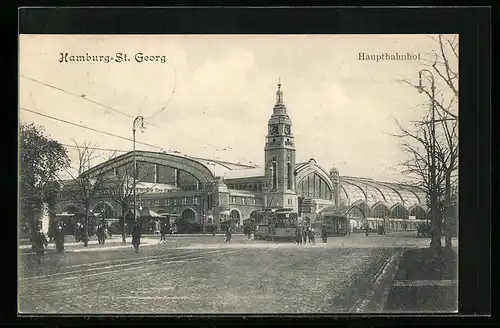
[
  {"left": 133, "top": 116, "right": 145, "bottom": 226},
  {"left": 101, "top": 208, "right": 106, "bottom": 226},
  {"left": 418, "top": 69, "right": 439, "bottom": 248}
]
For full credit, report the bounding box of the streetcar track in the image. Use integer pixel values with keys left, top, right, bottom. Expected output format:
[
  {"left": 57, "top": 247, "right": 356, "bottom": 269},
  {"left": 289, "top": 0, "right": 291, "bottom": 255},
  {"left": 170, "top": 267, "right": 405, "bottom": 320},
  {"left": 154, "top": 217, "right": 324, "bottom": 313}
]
[
  {"left": 19, "top": 249, "right": 237, "bottom": 284},
  {"left": 50, "top": 250, "right": 201, "bottom": 270},
  {"left": 22, "top": 250, "right": 241, "bottom": 296},
  {"left": 19, "top": 250, "right": 214, "bottom": 281}
]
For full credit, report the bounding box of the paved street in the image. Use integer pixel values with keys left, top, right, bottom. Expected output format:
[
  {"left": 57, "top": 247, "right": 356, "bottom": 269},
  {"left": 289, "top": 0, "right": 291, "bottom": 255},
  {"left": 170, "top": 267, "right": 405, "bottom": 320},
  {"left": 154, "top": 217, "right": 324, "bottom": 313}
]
[{"left": 18, "top": 233, "right": 457, "bottom": 314}]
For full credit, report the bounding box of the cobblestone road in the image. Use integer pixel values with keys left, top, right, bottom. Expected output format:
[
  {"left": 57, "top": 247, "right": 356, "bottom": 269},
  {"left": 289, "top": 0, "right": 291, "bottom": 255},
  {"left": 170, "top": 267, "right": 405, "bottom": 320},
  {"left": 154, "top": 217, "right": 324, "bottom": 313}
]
[{"left": 18, "top": 233, "right": 457, "bottom": 314}]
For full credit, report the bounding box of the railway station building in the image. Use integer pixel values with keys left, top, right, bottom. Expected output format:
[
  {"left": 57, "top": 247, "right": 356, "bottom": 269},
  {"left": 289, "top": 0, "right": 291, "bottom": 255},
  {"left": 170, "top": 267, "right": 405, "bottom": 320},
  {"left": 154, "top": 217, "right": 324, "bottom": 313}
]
[{"left": 55, "top": 82, "right": 428, "bottom": 232}]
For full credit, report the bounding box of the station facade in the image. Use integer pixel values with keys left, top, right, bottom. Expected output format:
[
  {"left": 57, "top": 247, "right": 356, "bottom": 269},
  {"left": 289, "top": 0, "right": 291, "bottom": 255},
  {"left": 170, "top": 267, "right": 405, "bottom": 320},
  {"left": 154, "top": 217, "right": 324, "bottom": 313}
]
[{"left": 56, "top": 82, "right": 428, "bottom": 231}]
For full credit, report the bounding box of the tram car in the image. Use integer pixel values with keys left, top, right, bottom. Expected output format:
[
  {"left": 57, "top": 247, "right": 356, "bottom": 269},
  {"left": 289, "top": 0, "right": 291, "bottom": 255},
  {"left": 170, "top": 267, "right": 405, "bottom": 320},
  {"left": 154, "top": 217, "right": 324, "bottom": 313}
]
[
  {"left": 314, "top": 209, "right": 350, "bottom": 236},
  {"left": 250, "top": 208, "right": 298, "bottom": 242},
  {"left": 322, "top": 213, "right": 350, "bottom": 236}
]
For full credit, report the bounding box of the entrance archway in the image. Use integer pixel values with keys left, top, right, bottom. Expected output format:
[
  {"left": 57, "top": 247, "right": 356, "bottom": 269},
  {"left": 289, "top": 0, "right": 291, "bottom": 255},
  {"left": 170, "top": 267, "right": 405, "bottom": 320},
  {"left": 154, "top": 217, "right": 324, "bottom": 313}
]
[
  {"left": 230, "top": 209, "right": 241, "bottom": 227},
  {"left": 92, "top": 202, "right": 114, "bottom": 218},
  {"left": 181, "top": 208, "right": 197, "bottom": 221},
  {"left": 346, "top": 201, "right": 368, "bottom": 232}
]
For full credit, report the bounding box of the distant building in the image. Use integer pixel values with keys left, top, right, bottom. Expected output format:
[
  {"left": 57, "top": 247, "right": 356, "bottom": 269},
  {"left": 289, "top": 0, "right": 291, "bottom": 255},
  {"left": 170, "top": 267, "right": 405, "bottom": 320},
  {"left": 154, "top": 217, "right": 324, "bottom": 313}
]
[{"left": 55, "top": 82, "right": 428, "bottom": 231}]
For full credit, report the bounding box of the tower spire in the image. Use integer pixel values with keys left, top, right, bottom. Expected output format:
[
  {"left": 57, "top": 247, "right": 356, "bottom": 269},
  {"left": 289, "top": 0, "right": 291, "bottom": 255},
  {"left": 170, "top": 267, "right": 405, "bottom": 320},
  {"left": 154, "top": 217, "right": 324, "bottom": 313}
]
[{"left": 276, "top": 78, "right": 284, "bottom": 104}]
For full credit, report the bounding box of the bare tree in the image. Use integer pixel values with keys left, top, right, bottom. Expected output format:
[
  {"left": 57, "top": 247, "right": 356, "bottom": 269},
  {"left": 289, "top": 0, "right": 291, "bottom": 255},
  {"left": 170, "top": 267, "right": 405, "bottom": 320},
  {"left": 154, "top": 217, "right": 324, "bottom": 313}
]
[
  {"left": 396, "top": 34, "right": 459, "bottom": 249},
  {"left": 102, "top": 162, "right": 157, "bottom": 243},
  {"left": 58, "top": 141, "right": 113, "bottom": 247}
]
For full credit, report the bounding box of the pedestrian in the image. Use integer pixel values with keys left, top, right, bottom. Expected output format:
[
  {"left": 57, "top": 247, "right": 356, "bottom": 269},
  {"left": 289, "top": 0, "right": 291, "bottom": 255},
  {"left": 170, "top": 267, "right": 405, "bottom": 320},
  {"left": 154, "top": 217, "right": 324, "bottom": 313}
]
[
  {"left": 308, "top": 227, "right": 316, "bottom": 244},
  {"left": 225, "top": 226, "right": 232, "bottom": 242},
  {"left": 303, "top": 226, "right": 308, "bottom": 244},
  {"left": 132, "top": 221, "right": 141, "bottom": 253},
  {"left": 295, "top": 225, "right": 303, "bottom": 245},
  {"left": 101, "top": 223, "right": 107, "bottom": 245},
  {"left": 106, "top": 222, "right": 112, "bottom": 239},
  {"left": 365, "top": 223, "right": 369, "bottom": 236},
  {"left": 55, "top": 223, "right": 65, "bottom": 253},
  {"left": 74, "top": 222, "right": 81, "bottom": 243},
  {"left": 34, "top": 226, "right": 48, "bottom": 264},
  {"left": 48, "top": 221, "right": 56, "bottom": 242},
  {"left": 321, "top": 224, "right": 328, "bottom": 243},
  {"left": 160, "top": 223, "right": 168, "bottom": 242}
]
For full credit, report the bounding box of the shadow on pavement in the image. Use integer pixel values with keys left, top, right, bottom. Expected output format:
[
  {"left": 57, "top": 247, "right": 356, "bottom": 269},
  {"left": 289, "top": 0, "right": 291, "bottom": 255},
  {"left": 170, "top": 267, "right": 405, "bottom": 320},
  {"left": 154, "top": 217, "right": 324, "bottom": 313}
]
[{"left": 384, "top": 247, "right": 458, "bottom": 313}]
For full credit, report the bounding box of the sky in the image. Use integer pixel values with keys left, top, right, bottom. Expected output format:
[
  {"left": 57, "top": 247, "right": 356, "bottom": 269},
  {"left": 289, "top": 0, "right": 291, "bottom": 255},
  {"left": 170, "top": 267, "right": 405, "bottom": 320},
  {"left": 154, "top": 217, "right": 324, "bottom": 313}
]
[{"left": 19, "top": 34, "right": 458, "bottom": 182}]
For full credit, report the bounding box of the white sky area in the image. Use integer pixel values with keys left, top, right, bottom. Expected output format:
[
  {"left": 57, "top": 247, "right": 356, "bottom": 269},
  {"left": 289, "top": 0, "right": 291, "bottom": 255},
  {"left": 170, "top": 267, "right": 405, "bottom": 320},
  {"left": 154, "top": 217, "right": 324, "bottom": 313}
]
[{"left": 19, "top": 34, "right": 457, "bottom": 182}]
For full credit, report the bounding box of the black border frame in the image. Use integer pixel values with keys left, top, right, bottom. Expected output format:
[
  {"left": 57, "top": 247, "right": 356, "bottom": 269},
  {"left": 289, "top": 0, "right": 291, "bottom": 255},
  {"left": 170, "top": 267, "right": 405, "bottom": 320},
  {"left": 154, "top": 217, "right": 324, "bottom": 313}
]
[{"left": 9, "top": 6, "right": 492, "bottom": 327}]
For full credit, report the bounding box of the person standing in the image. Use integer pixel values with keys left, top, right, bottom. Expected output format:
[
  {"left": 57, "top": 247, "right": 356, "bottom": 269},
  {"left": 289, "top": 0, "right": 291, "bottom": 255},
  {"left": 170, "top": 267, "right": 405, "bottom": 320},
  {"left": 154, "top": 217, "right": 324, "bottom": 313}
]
[
  {"left": 132, "top": 221, "right": 141, "bottom": 253},
  {"left": 321, "top": 224, "right": 328, "bottom": 243},
  {"left": 303, "top": 226, "right": 308, "bottom": 244},
  {"left": 102, "top": 223, "right": 107, "bottom": 245},
  {"left": 295, "top": 225, "right": 303, "bottom": 245},
  {"left": 55, "top": 223, "right": 65, "bottom": 253},
  {"left": 34, "top": 226, "right": 48, "bottom": 264},
  {"left": 225, "top": 226, "right": 232, "bottom": 242},
  {"left": 160, "top": 223, "right": 168, "bottom": 242},
  {"left": 309, "top": 227, "right": 316, "bottom": 244}
]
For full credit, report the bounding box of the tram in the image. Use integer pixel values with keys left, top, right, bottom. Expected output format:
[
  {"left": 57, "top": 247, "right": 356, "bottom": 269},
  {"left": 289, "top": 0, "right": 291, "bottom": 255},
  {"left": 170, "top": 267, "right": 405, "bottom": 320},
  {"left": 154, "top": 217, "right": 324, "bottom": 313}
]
[
  {"left": 318, "top": 212, "right": 350, "bottom": 236},
  {"left": 250, "top": 208, "right": 299, "bottom": 242}
]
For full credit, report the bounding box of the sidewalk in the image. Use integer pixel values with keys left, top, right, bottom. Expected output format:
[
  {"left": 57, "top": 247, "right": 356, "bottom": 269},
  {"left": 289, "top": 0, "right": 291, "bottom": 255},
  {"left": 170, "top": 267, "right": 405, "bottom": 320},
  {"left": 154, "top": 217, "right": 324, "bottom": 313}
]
[{"left": 383, "top": 247, "right": 458, "bottom": 313}]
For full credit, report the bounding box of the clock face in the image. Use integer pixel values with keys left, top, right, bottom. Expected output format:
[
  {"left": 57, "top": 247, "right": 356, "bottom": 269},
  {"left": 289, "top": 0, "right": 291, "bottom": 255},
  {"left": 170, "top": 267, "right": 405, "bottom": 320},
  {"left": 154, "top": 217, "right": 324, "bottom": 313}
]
[
  {"left": 285, "top": 125, "right": 291, "bottom": 135},
  {"left": 270, "top": 125, "right": 279, "bottom": 134}
]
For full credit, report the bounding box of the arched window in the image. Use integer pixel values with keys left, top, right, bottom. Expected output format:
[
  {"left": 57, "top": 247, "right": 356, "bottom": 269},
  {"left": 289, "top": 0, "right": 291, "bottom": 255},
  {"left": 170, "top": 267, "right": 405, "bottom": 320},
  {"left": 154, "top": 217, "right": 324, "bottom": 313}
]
[
  {"left": 272, "top": 161, "right": 277, "bottom": 191},
  {"left": 287, "top": 163, "right": 293, "bottom": 190}
]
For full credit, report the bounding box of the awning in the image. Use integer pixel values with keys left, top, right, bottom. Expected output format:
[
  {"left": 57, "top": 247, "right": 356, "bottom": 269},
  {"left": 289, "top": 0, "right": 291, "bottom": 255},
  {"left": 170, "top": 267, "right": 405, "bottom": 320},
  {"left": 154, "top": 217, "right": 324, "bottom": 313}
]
[
  {"left": 138, "top": 208, "right": 163, "bottom": 218},
  {"left": 56, "top": 212, "right": 74, "bottom": 217}
]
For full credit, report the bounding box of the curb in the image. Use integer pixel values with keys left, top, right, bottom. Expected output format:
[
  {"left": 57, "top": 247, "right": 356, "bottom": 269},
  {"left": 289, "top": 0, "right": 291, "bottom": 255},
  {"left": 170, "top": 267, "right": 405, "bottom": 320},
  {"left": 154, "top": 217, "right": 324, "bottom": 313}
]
[
  {"left": 372, "top": 250, "right": 403, "bottom": 312},
  {"left": 353, "top": 250, "right": 403, "bottom": 313}
]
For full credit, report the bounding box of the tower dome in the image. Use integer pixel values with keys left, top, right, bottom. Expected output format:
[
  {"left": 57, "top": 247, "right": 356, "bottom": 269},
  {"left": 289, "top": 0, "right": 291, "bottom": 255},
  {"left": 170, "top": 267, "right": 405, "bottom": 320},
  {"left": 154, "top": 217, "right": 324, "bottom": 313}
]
[{"left": 330, "top": 167, "right": 339, "bottom": 175}]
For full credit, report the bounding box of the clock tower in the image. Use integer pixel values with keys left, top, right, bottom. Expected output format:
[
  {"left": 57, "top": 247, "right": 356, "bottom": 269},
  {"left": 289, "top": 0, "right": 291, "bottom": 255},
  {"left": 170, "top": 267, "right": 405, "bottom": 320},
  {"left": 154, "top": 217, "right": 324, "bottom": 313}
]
[{"left": 263, "top": 79, "right": 297, "bottom": 211}]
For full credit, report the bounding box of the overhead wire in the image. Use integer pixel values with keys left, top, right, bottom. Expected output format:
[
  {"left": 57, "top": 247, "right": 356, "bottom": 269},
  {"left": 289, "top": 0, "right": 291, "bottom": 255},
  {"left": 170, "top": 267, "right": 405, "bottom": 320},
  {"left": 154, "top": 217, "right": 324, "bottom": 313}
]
[
  {"left": 21, "top": 107, "right": 256, "bottom": 167},
  {"left": 20, "top": 107, "right": 165, "bottom": 151},
  {"left": 20, "top": 75, "right": 255, "bottom": 164}
]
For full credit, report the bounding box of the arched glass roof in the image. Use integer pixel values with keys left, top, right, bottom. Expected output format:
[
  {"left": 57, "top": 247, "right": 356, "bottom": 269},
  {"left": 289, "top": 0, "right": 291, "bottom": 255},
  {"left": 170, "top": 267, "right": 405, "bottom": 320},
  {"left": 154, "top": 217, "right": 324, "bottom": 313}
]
[
  {"left": 340, "top": 180, "right": 367, "bottom": 204},
  {"left": 339, "top": 177, "right": 427, "bottom": 209},
  {"left": 342, "top": 178, "right": 388, "bottom": 204}
]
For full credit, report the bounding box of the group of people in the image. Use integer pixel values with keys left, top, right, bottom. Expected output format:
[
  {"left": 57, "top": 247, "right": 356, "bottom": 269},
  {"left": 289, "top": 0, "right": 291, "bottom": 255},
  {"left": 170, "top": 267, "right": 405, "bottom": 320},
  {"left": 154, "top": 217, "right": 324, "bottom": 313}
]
[
  {"left": 32, "top": 222, "right": 66, "bottom": 264},
  {"left": 294, "top": 224, "right": 329, "bottom": 245}
]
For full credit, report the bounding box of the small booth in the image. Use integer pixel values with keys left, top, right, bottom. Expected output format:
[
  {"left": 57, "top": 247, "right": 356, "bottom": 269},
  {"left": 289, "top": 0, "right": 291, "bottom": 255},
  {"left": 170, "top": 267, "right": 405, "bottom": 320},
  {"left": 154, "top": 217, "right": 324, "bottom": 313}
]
[
  {"left": 219, "top": 207, "right": 231, "bottom": 232},
  {"left": 137, "top": 208, "right": 164, "bottom": 234}
]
